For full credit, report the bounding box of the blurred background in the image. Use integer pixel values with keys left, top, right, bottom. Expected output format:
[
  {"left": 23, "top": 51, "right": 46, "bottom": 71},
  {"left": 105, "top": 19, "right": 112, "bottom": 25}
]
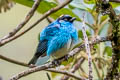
[{"left": 0, "top": 3, "right": 48, "bottom": 80}]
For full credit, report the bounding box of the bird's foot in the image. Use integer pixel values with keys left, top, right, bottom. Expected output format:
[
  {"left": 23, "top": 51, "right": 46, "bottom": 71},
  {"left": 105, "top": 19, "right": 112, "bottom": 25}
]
[
  {"left": 64, "top": 55, "right": 69, "bottom": 61},
  {"left": 52, "top": 59, "right": 61, "bottom": 66}
]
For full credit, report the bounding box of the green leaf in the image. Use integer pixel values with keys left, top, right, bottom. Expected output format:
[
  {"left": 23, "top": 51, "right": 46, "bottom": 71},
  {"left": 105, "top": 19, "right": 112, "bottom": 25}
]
[
  {"left": 84, "top": 0, "right": 95, "bottom": 4},
  {"left": 94, "top": 44, "right": 99, "bottom": 49},
  {"left": 49, "top": 8, "right": 81, "bottom": 21},
  {"left": 111, "top": 2, "right": 120, "bottom": 8},
  {"left": 70, "top": 1, "right": 87, "bottom": 10},
  {"left": 14, "top": 0, "right": 80, "bottom": 21},
  {"left": 70, "top": 0, "right": 94, "bottom": 11},
  {"left": 78, "top": 30, "right": 83, "bottom": 38},
  {"left": 51, "top": 72, "right": 58, "bottom": 79},
  {"left": 72, "top": 8, "right": 94, "bottom": 25},
  {"left": 104, "top": 46, "right": 112, "bottom": 56},
  {"left": 98, "top": 23, "right": 109, "bottom": 37},
  {"left": 114, "top": 7, "right": 120, "bottom": 15},
  {"left": 86, "top": 11, "right": 94, "bottom": 24},
  {"left": 78, "top": 30, "right": 91, "bottom": 38},
  {"left": 14, "top": 0, "right": 34, "bottom": 8},
  {"left": 100, "top": 15, "right": 108, "bottom": 24},
  {"left": 61, "top": 57, "right": 73, "bottom": 66}
]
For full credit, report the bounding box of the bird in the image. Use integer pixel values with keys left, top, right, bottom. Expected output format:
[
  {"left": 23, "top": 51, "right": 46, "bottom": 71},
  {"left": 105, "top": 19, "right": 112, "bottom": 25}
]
[{"left": 28, "top": 15, "right": 78, "bottom": 65}]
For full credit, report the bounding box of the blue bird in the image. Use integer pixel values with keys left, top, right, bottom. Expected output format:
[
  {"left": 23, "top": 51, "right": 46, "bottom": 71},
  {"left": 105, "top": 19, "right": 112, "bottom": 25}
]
[{"left": 28, "top": 15, "right": 78, "bottom": 65}]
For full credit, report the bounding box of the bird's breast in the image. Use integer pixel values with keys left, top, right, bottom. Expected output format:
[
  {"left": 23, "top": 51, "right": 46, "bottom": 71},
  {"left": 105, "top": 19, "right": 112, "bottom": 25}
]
[{"left": 51, "top": 39, "right": 72, "bottom": 59}]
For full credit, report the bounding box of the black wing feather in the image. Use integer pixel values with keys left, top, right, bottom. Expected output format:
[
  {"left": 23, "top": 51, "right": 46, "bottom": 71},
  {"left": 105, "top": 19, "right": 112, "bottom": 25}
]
[
  {"left": 35, "top": 40, "right": 47, "bottom": 57},
  {"left": 28, "top": 40, "right": 48, "bottom": 65}
]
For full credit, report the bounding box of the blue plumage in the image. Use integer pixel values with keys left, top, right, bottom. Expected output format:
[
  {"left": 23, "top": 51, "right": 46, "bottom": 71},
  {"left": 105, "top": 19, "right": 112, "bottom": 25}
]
[{"left": 28, "top": 15, "right": 78, "bottom": 65}]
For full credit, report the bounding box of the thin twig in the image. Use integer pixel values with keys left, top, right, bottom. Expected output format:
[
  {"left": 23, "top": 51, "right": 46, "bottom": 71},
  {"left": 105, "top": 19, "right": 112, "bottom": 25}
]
[
  {"left": 0, "top": 54, "right": 28, "bottom": 67},
  {"left": 0, "top": 76, "right": 2, "bottom": 80},
  {"left": 46, "top": 68, "right": 86, "bottom": 80},
  {"left": 92, "top": 61, "right": 101, "bottom": 79},
  {"left": 0, "top": 0, "right": 73, "bottom": 46},
  {"left": 9, "top": 36, "right": 110, "bottom": 80},
  {"left": 0, "top": 0, "right": 41, "bottom": 43},
  {"left": 46, "top": 16, "right": 54, "bottom": 23},
  {"left": 81, "top": 13, "right": 93, "bottom": 80},
  {"left": 61, "top": 57, "right": 85, "bottom": 80},
  {"left": 46, "top": 73, "right": 51, "bottom": 80}
]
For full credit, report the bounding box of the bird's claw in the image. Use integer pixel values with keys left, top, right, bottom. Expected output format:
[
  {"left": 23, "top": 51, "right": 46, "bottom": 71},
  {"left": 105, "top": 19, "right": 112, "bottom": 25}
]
[
  {"left": 64, "top": 55, "right": 69, "bottom": 61},
  {"left": 52, "top": 59, "right": 60, "bottom": 66}
]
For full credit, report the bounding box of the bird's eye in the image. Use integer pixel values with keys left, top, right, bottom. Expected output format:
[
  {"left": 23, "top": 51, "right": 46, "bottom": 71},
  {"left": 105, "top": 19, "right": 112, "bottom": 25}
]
[
  {"left": 58, "top": 15, "right": 75, "bottom": 22},
  {"left": 64, "top": 18, "right": 68, "bottom": 21}
]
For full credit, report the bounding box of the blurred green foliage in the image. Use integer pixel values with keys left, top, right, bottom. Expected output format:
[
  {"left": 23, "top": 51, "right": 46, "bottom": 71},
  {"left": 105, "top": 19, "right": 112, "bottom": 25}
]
[{"left": 13, "top": 0, "right": 81, "bottom": 21}]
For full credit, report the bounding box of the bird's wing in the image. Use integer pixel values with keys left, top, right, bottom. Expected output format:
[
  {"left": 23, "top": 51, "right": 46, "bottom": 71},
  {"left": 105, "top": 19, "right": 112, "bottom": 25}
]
[
  {"left": 28, "top": 40, "right": 47, "bottom": 65},
  {"left": 35, "top": 40, "right": 48, "bottom": 57},
  {"left": 35, "top": 22, "right": 60, "bottom": 57}
]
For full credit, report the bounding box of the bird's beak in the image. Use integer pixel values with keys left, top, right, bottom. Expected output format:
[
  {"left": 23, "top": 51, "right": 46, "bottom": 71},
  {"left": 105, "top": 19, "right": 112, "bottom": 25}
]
[{"left": 70, "top": 17, "right": 76, "bottom": 22}]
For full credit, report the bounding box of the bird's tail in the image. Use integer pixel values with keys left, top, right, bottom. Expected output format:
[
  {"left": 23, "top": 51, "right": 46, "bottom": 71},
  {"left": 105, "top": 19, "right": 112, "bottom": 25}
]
[{"left": 28, "top": 56, "right": 38, "bottom": 65}]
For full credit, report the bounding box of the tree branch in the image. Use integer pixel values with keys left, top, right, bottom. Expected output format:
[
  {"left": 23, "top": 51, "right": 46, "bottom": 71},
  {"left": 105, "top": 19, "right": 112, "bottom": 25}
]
[
  {"left": 81, "top": 13, "right": 93, "bottom": 80},
  {"left": 0, "top": 0, "right": 41, "bottom": 44},
  {"left": 10, "top": 62, "right": 54, "bottom": 80},
  {"left": 9, "top": 36, "right": 110, "bottom": 80},
  {"left": 92, "top": 61, "right": 101, "bottom": 79},
  {"left": 46, "top": 73, "right": 51, "bottom": 80},
  {"left": 0, "top": 0, "right": 73, "bottom": 46},
  {"left": 96, "top": 0, "right": 120, "bottom": 80},
  {"left": 61, "top": 57, "right": 85, "bottom": 80},
  {"left": 46, "top": 68, "right": 86, "bottom": 80},
  {"left": 46, "top": 16, "right": 54, "bottom": 23},
  {"left": 0, "top": 54, "right": 28, "bottom": 67}
]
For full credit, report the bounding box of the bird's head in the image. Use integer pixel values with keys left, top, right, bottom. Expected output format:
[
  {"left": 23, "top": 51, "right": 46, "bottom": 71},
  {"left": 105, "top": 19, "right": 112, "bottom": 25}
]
[{"left": 58, "top": 15, "right": 76, "bottom": 23}]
